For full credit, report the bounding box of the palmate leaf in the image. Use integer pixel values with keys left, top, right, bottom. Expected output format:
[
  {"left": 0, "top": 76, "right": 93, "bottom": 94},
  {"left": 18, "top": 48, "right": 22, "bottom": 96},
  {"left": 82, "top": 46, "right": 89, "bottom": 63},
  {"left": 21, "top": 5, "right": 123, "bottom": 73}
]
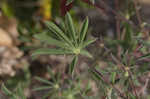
[
  {"left": 34, "top": 33, "right": 68, "bottom": 48},
  {"left": 69, "top": 56, "right": 78, "bottom": 76},
  {"left": 45, "top": 21, "right": 73, "bottom": 46},
  {"left": 1, "top": 84, "right": 27, "bottom": 99},
  {"left": 65, "top": 13, "right": 77, "bottom": 44},
  {"left": 47, "top": 67, "right": 57, "bottom": 82},
  {"left": 42, "top": 90, "right": 55, "bottom": 99},
  {"left": 80, "top": 17, "right": 89, "bottom": 43},
  {"left": 32, "top": 13, "right": 96, "bottom": 79},
  {"left": 32, "top": 48, "right": 73, "bottom": 56}
]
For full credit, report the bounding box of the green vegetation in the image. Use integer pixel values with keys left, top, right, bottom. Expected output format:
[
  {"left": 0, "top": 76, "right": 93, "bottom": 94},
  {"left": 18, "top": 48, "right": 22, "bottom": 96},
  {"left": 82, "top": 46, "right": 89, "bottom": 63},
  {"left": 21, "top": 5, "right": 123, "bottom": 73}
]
[{"left": 0, "top": 0, "right": 150, "bottom": 99}]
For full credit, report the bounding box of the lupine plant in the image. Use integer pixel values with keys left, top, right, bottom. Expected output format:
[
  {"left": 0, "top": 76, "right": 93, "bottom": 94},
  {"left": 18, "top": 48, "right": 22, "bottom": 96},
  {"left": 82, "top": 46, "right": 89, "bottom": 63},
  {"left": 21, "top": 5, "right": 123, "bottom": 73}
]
[
  {"left": 33, "top": 67, "right": 93, "bottom": 99},
  {"left": 32, "top": 13, "right": 96, "bottom": 75},
  {"left": 32, "top": 11, "right": 150, "bottom": 98},
  {"left": 1, "top": 83, "right": 26, "bottom": 99},
  {"left": 1, "top": 0, "right": 150, "bottom": 98},
  {"left": 33, "top": 67, "right": 61, "bottom": 99}
]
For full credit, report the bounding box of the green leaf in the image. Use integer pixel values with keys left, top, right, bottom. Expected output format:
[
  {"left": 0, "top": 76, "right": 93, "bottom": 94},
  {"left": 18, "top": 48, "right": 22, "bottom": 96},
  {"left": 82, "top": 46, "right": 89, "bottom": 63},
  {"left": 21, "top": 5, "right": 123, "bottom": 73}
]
[
  {"left": 66, "top": 0, "right": 74, "bottom": 5},
  {"left": 123, "top": 23, "right": 134, "bottom": 51},
  {"left": 80, "top": 17, "right": 89, "bottom": 43},
  {"left": 59, "top": 20, "right": 67, "bottom": 33},
  {"left": 81, "top": 39, "right": 96, "bottom": 48},
  {"left": 42, "top": 91, "right": 53, "bottom": 99},
  {"left": 47, "top": 67, "right": 57, "bottom": 83},
  {"left": 17, "top": 84, "right": 26, "bottom": 99},
  {"left": 1, "top": 83, "right": 12, "bottom": 96},
  {"left": 35, "top": 77, "right": 52, "bottom": 85},
  {"left": 65, "top": 13, "right": 77, "bottom": 44},
  {"left": 69, "top": 56, "right": 78, "bottom": 76},
  {"left": 33, "top": 86, "right": 52, "bottom": 91},
  {"left": 1, "top": 2, "right": 14, "bottom": 18},
  {"left": 32, "top": 48, "right": 72, "bottom": 56},
  {"left": 45, "top": 21, "right": 73, "bottom": 46},
  {"left": 89, "top": 69, "right": 102, "bottom": 81},
  {"left": 80, "top": 50, "right": 92, "bottom": 58},
  {"left": 12, "top": 95, "right": 18, "bottom": 99},
  {"left": 34, "top": 33, "right": 68, "bottom": 48},
  {"left": 137, "top": 53, "right": 150, "bottom": 60},
  {"left": 110, "top": 72, "right": 116, "bottom": 84},
  {"left": 129, "top": 93, "right": 136, "bottom": 99},
  {"left": 18, "top": 36, "right": 32, "bottom": 42}
]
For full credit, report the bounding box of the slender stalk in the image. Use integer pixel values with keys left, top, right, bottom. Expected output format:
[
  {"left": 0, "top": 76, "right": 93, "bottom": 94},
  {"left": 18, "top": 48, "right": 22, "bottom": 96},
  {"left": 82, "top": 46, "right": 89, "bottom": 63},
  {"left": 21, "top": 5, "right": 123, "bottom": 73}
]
[
  {"left": 132, "top": 0, "right": 142, "bottom": 26},
  {"left": 103, "top": 46, "right": 140, "bottom": 98},
  {"left": 90, "top": 67, "right": 127, "bottom": 99},
  {"left": 82, "top": 0, "right": 142, "bottom": 31},
  {"left": 128, "top": 71, "right": 139, "bottom": 98},
  {"left": 115, "top": 0, "right": 121, "bottom": 59}
]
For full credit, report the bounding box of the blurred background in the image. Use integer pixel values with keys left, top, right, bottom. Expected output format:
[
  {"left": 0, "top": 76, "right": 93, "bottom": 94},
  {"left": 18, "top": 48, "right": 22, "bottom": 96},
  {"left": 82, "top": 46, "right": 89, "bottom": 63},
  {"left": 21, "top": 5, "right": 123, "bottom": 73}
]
[{"left": 0, "top": 0, "right": 150, "bottom": 99}]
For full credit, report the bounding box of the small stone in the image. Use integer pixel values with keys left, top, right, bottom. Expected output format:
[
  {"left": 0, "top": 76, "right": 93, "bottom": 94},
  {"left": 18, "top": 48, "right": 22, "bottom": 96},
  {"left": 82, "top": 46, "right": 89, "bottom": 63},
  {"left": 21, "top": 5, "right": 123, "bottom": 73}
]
[{"left": 0, "top": 28, "right": 12, "bottom": 47}]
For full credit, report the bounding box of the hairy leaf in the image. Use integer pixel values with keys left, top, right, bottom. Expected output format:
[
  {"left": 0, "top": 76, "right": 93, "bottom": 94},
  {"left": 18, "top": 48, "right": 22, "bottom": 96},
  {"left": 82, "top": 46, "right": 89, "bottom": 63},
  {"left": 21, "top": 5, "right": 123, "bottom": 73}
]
[
  {"left": 69, "top": 56, "right": 78, "bottom": 76},
  {"left": 81, "top": 39, "right": 96, "bottom": 48},
  {"left": 35, "top": 77, "right": 53, "bottom": 85},
  {"left": 110, "top": 72, "right": 116, "bottom": 84},
  {"left": 34, "top": 33, "right": 68, "bottom": 48},
  {"left": 65, "top": 13, "right": 77, "bottom": 44},
  {"left": 1, "top": 84, "right": 12, "bottom": 96},
  {"left": 80, "top": 17, "right": 89, "bottom": 43},
  {"left": 32, "top": 48, "right": 72, "bottom": 56},
  {"left": 45, "top": 21, "right": 73, "bottom": 46},
  {"left": 33, "top": 86, "right": 52, "bottom": 91}
]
